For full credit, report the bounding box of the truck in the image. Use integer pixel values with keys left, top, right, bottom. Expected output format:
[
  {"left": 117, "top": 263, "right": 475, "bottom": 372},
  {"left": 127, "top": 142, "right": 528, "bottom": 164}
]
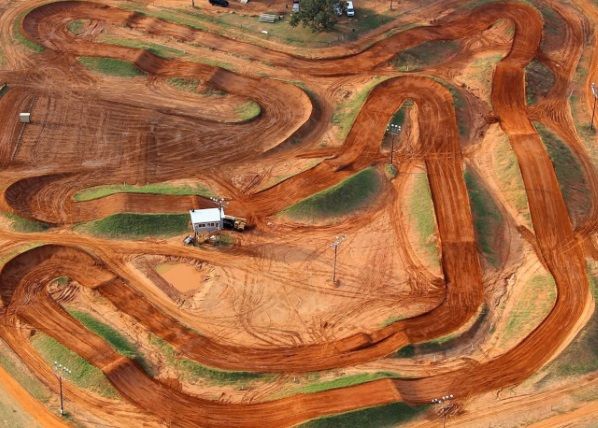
[{"left": 223, "top": 215, "right": 247, "bottom": 231}]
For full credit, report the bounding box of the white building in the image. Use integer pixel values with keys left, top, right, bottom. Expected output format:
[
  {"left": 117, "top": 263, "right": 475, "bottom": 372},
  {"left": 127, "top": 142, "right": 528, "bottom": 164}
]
[{"left": 189, "top": 208, "right": 223, "bottom": 235}]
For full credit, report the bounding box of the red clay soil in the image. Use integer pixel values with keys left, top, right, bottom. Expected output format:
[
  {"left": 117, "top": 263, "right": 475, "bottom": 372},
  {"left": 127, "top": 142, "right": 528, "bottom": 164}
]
[{"left": 0, "top": 0, "right": 594, "bottom": 427}]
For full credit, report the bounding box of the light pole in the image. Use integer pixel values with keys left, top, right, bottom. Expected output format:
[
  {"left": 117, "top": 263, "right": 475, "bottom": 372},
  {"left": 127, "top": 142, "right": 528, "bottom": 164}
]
[
  {"left": 53, "top": 361, "right": 72, "bottom": 416},
  {"left": 431, "top": 394, "right": 454, "bottom": 428},
  {"left": 330, "top": 235, "right": 345, "bottom": 286},
  {"left": 591, "top": 82, "right": 598, "bottom": 131},
  {"left": 386, "top": 123, "right": 401, "bottom": 164}
]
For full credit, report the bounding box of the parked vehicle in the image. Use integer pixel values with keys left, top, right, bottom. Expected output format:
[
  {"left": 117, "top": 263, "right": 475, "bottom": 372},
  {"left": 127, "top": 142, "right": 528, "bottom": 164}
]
[
  {"left": 346, "top": 1, "right": 355, "bottom": 16},
  {"left": 209, "top": 0, "right": 229, "bottom": 7}
]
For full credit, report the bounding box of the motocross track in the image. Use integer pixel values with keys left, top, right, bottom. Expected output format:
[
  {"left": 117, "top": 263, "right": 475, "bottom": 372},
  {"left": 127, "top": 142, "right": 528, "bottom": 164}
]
[{"left": 0, "top": 0, "right": 596, "bottom": 426}]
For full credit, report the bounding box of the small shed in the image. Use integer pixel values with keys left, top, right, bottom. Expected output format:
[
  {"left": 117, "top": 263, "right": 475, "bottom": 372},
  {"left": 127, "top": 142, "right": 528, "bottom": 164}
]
[
  {"left": 189, "top": 208, "right": 223, "bottom": 235},
  {"left": 19, "top": 113, "right": 31, "bottom": 123}
]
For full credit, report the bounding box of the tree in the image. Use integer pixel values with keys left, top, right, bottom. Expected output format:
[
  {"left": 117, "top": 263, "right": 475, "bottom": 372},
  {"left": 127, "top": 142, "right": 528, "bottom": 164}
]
[{"left": 289, "top": 0, "right": 345, "bottom": 32}]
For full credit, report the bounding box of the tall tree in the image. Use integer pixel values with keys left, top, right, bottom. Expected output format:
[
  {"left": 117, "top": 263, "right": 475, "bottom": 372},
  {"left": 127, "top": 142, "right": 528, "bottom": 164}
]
[{"left": 290, "top": 0, "right": 344, "bottom": 32}]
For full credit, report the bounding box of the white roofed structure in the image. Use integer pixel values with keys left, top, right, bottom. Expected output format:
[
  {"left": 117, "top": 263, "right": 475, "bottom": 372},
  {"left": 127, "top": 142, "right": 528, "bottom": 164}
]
[{"left": 189, "top": 208, "right": 224, "bottom": 235}]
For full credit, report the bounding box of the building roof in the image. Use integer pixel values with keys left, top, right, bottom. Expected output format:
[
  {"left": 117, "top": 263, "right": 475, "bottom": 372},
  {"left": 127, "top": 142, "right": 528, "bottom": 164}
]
[{"left": 189, "top": 208, "right": 223, "bottom": 224}]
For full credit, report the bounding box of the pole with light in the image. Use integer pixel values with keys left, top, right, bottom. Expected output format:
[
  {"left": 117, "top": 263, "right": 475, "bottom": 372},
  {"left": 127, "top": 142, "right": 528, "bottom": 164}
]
[
  {"left": 330, "top": 235, "right": 346, "bottom": 286},
  {"left": 53, "top": 361, "right": 72, "bottom": 416},
  {"left": 386, "top": 123, "right": 401, "bottom": 164},
  {"left": 591, "top": 82, "right": 598, "bottom": 131}
]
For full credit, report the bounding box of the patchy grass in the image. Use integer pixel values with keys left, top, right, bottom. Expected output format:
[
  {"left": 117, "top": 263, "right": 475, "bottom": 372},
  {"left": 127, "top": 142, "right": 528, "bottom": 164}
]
[
  {"left": 149, "top": 335, "right": 268, "bottom": 385},
  {"left": 291, "top": 372, "right": 400, "bottom": 395},
  {"left": 0, "top": 340, "right": 50, "bottom": 403},
  {"left": 332, "top": 76, "right": 388, "bottom": 140},
  {"left": 464, "top": 168, "right": 503, "bottom": 267},
  {"left": 68, "top": 310, "right": 152, "bottom": 374},
  {"left": 98, "top": 35, "right": 186, "bottom": 58},
  {"left": 394, "top": 40, "right": 459, "bottom": 72},
  {"left": 497, "top": 274, "right": 556, "bottom": 348},
  {"left": 78, "top": 57, "right": 145, "bottom": 77},
  {"left": 301, "top": 402, "right": 429, "bottom": 428},
  {"left": 525, "top": 60, "right": 555, "bottom": 105},
  {"left": 66, "top": 19, "right": 85, "bottom": 35},
  {"left": 30, "top": 332, "right": 119, "bottom": 398},
  {"left": 406, "top": 171, "right": 440, "bottom": 269},
  {"left": 74, "top": 181, "right": 213, "bottom": 202},
  {"left": 77, "top": 213, "right": 190, "bottom": 238},
  {"left": 2, "top": 213, "right": 50, "bottom": 233},
  {"left": 234, "top": 100, "right": 261, "bottom": 121},
  {"left": 533, "top": 122, "right": 590, "bottom": 222},
  {"left": 0, "top": 243, "right": 43, "bottom": 269},
  {"left": 545, "top": 270, "right": 598, "bottom": 376},
  {"left": 282, "top": 168, "right": 381, "bottom": 221},
  {"left": 491, "top": 129, "right": 532, "bottom": 227},
  {"left": 12, "top": 11, "right": 44, "bottom": 53},
  {"left": 167, "top": 77, "right": 200, "bottom": 92}
]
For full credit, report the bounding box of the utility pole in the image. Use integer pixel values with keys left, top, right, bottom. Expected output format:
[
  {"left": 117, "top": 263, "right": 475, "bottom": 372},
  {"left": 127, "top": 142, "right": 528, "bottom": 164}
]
[
  {"left": 591, "top": 82, "right": 598, "bottom": 131},
  {"left": 53, "top": 361, "right": 72, "bottom": 416},
  {"left": 330, "top": 235, "right": 345, "bottom": 286},
  {"left": 431, "top": 394, "right": 454, "bottom": 428},
  {"left": 386, "top": 123, "right": 401, "bottom": 164}
]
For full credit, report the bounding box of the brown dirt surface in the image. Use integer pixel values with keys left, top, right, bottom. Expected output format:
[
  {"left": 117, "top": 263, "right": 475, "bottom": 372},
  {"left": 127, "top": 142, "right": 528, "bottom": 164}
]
[{"left": 0, "top": 0, "right": 596, "bottom": 426}]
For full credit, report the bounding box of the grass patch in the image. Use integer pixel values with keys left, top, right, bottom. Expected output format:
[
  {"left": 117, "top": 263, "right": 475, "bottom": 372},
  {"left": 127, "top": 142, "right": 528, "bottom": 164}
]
[
  {"left": 497, "top": 274, "right": 556, "bottom": 348},
  {"left": 98, "top": 35, "right": 186, "bottom": 58},
  {"left": 282, "top": 168, "right": 381, "bottom": 221},
  {"left": 30, "top": 332, "right": 119, "bottom": 398},
  {"left": 0, "top": 243, "right": 43, "bottom": 269},
  {"left": 149, "top": 335, "right": 268, "bottom": 385},
  {"left": 66, "top": 19, "right": 85, "bottom": 35},
  {"left": 464, "top": 168, "right": 503, "bottom": 267},
  {"left": 301, "top": 402, "right": 429, "bottom": 428},
  {"left": 491, "top": 130, "right": 532, "bottom": 227},
  {"left": 68, "top": 310, "right": 152, "bottom": 374},
  {"left": 234, "top": 100, "right": 261, "bottom": 121},
  {"left": 394, "top": 40, "right": 459, "bottom": 72},
  {"left": 77, "top": 213, "right": 190, "bottom": 238},
  {"left": 0, "top": 340, "right": 50, "bottom": 402},
  {"left": 293, "top": 372, "right": 400, "bottom": 395},
  {"left": 74, "top": 182, "right": 214, "bottom": 202},
  {"left": 3, "top": 213, "right": 50, "bottom": 233},
  {"left": 167, "top": 77, "right": 200, "bottom": 92},
  {"left": 545, "top": 270, "right": 598, "bottom": 376},
  {"left": 525, "top": 60, "right": 555, "bottom": 105},
  {"left": 78, "top": 57, "right": 145, "bottom": 77},
  {"left": 12, "top": 11, "right": 44, "bottom": 53},
  {"left": 533, "top": 122, "right": 590, "bottom": 222},
  {"left": 332, "top": 77, "right": 388, "bottom": 140},
  {"left": 406, "top": 172, "right": 440, "bottom": 268}
]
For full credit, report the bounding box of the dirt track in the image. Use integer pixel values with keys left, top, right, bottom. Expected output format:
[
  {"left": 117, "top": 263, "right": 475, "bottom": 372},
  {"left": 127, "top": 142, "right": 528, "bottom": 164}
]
[{"left": 0, "top": 0, "right": 596, "bottom": 426}]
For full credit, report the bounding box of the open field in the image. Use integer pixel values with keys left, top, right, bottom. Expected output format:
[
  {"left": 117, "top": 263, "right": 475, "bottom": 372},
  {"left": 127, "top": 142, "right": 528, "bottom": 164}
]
[{"left": 0, "top": 0, "right": 596, "bottom": 426}]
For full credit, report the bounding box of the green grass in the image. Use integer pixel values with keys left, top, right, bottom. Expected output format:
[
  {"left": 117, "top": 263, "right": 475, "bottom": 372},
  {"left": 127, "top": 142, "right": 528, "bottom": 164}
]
[
  {"left": 3, "top": 213, "right": 50, "bottom": 233},
  {"left": 167, "top": 77, "right": 200, "bottom": 92},
  {"left": 234, "top": 100, "right": 261, "bottom": 121},
  {"left": 525, "top": 60, "right": 555, "bottom": 105},
  {"left": 533, "top": 122, "right": 590, "bottom": 221},
  {"left": 74, "top": 181, "right": 214, "bottom": 202},
  {"left": 149, "top": 335, "right": 268, "bottom": 385},
  {"left": 78, "top": 57, "right": 145, "bottom": 77},
  {"left": 407, "top": 172, "right": 440, "bottom": 268},
  {"left": 491, "top": 132, "right": 532, "bottom": 227},
  {"left": 464, "top": 168, "right": 503, "bottom": 267},
  {"left": 98, "top": 35, "right": 186, "bottom": 58},
  {"left": 394, "top": 40, "right": 459, "bottom": 72},
  {"left": 0, "top": 391, "right": 40, "bottom": 428},
  {"left": 30, "top": 332, "right": 119, "bottom": 398},
  {"left": 66, "top": 19, "right": 85, "bottom": 35},
  {"left": 292, "top": 372, "right": 400, "bottom": 395},
  {"left": 301, "top": 402, "right": 429, "bottom": 428},
  {"left": 0, "top": 243, "right": 43, "bottom": 270},
  {"left": 0, "top": 340, "right": 50, "bottom": 403},
  {"left": 497, "top": 275, "right": 556, "bottom": 348},
  {"left": 77, "top": 213, "right": 190, "bottom": 238},
  {"left": 332, "top": 77, "right": 388, "bottom": 140},
  {"left": 12, "top": 11, "right": 44, "bottom": 53},
  {"left": 282, "top": 168, "right": 381, "bottom": 221}
]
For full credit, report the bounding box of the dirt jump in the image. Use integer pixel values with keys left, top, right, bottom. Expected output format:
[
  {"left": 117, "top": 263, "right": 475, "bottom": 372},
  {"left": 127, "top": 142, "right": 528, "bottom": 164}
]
[{"left": 0, "top": 0, "right": 596, "bottom": 426}]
